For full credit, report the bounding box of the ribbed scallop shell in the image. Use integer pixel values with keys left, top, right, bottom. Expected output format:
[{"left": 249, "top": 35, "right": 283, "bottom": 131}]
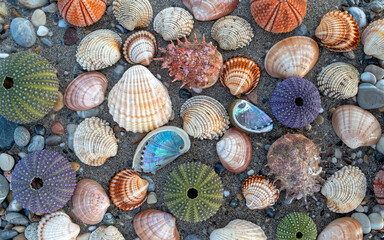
[
  {"left": 180, "top": 95, "right": 230, "bottom": 140},
  {"left": 154, "top": 7, "right": 194, "bottom": 41},
  {"left": 113, "top": 0, "right": 152, "bottom": 31},
  {"left": 108, "top": 169, "right": 148, "bottom": 211},
  {"left": 108, "top": 65, "right": 172, "bottom": 133},
  {"left": 182, "top": 0, "right": 239, "bottom": 21},
  {"left": 318, "top": 217, "right": 363, "bottom": 240},
  {"left": 133, "top": 209, "right": 180, "bottom": 240},
  {"left": 76, "top": 29, "right": 122, "bottom": 71},
  {"left": 210, "top": 219, "right": 267, "bottom": 240},
  {"left": 321, "top": 166, "right": 367, "bottom": 213},
  {"left": 123, "top": 30, "right": 157, "bottom": 66},
  {"left": 74, "top": 117, "right": 118, "bottom": 166},
  {"left": 89, "top": 226, "right": 124, "bottom": 240},
  {"left": 362, "top": 19, "right": 384, "bottom": 60},
  {"left": 315, "top": 10, "right": 360, "bottom": 52},
  {"left": 265, "top": 36, "right": 319, "bottom": 79},
  {"left": 242, "top": 175, "right": 279, "bottom": 210},
  {"left": 374, "top": 165, "right": 384, "bottom": 208},
  {"left": 211, "top": 16, "right": 253, "bottom": 50},
  {"left": 37, "top": 212, "right": 80, "bottom": 240},
  {"left": 332, "top": 105, "right": 381, "bottom": 149},
  {"left": 58, "top": 0, "right": 107, "bottom": 27}
]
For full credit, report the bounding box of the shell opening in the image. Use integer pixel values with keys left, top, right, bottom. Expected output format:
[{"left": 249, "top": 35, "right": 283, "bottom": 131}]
[
  {"left": 187, "top": 188, "right": 198, "bottom": 199},
  {"left": 296, "top": 232, "right": 303, "bottom": 238},
  {"left": 31, "top": 177, "right": 43, "bottom": 190},
  {"left": 295, "top": 97, "right": 304, "bottom": 107},
  {"left": 3, "top": 76, "right": 13, "bottom": 89}
]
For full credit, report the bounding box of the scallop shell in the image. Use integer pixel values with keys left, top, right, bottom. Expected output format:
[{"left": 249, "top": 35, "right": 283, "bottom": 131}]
[
  {"left": 76, "top": 29, "right": 122, "bottom": 71},
  {"left": 180, "top": 95, "right": 230, "bottom": 140},
  {"left": 210, "top": 219, "right": 267, "bottom": 240},
  {"left": 315, "top": 10, "right": 360, "bottom": 52},
  {"left": 332, "top": 105, "right": 381, "bottom": 149},
  {"left": 211, "top": 16, "right": 253, "bottom": 50},
  {"left": 321, "top": 166, "right": 367, "bottom": 213},
  {"left": 113, "top": 0, "right": 153, "bottom": 31},
  {"left": 154, "top": 7, "right": 194, "bottom": 41},
  {"left": 37, "top": 212, "right": 80, "bottom": 240},
  {"left": 89, "top": 226, "right": 124, "bottom": 240},
  {"left": 133, "top": 209, "right": 180, "bottom": 240},
  {"left": 123, "top": 30, "right": 157, "bottom": 66},
  {"left": 242, "top": 175, "right": 279, "bottom": 210},
  {"left": 182, "top": 0, "right": 239, "bottom": 21},
  {"left": 362, "top": 19, "right": 384, "bottom": 60},
  {"left": 58, "top": 0, "right": 107, "bottom": 27},
  {"left": 64, "top": 72, "right": 107, "bottom": 111},
  {"left": 318, "top": 217, "right": 363, "bottom": 240},
  {"left": 73, "top": 117, "right": 118, "bottom": 166},
  {"left": 374, "top": 165, "right": 384, "bottom": 208},
  {"left": 265, "top": 36, "right": 319, "bottom": 79},
  {"left": 108, "top": 65, "right": 172, "bottom": 133}
]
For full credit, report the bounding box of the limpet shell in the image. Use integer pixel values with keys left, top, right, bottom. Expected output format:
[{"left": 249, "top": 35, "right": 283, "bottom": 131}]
[
  {"left": 242, "top": 175, "right": 279, "bottom": 210},
  {"left": 89, "top": 226, "right": 124, "bottom": 240},
  {"left": 113, "top": 0, "right": 153, "bottom": 31},
  {"left": 37, "top": 212, "right": 80, "bottom": 240},
  {"left": 123, "top": 30, "right": 157, "bottom": 66},
  {"left": 210, "top": 219, "right": 267, "bottom": 240},
  {"left": 58, "top": 0, "right": 107, "bottom": 27},
  {"left": 182, "top": 0, "right": 239, "bottom": 21},
  {"left": 318, "top": 217, "right": 363, "bottom": 240},
  {"left": 362, "top": 19, "right": 384, "bottom": 60}
]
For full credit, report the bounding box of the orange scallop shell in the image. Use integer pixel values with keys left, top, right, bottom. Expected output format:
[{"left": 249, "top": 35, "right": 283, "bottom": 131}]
[
  {"left": 58, "top": 0, "right": 107, "bottom": 27},
  {"left": 242, "top": 175, "right": 279, "bottom": 210}
]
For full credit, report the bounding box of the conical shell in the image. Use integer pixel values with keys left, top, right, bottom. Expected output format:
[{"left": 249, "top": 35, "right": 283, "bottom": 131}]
[
  {"left": 133, "top": 209, "right": 180, "bottom": 240},
  {"left": 154, "top": 7, "right": 194, "bottom": 41},
  {"left": 180, "top": 95, "right": 230, "bottom": 140},
  {"left": 211, "top": 16, "right": 253, "bottom": 50},
  {"left": 315, "top": 10, "right": 360, "bottom": 52},
  {"left": 123, "top": 30, "right": 157, "bottom": 66},
  {"left": 58, "top": 0, "right": 107, "bottom": 27},
  {"left": 242, "top": 175, "right": 279, "bottom": 210},
  {"left": 210, "top": 219, "right": 267, "bottom": 240},
  {"left": 362, "top": 19, "right": 384, "bottom": 60},
  {"left": 321, "top": 166, "right": 367, "bottom": 213},
  {"left": 182, "top": 0, "right": 239, "bottom": 21},
  {"left": 108, "top": 65, "right": 172, "bottom": 132},
  {"left": 113, "top": 0, "right": 153, "bottom": 31},
  {"left": 89, "top": 226, "right": 124, "bottom": 240},
  {"left": 74, "top": 117, "right": 118, "bottom": 166},
  {"left": 332, "top": 105, "right": 381, "bottom": 149},
  {"left": 108, "top": 169, "right": 148, "bottom": 211},
  {"left": 37, "top": 212, "right": 80, "bottom": 240},
  {"left": 265, "top": 36, "right": 319, "bottom": 79},
  {"left": 76, "top": 29, "right": 122, "bottom": 71},
  {"left": 318, "top": 217, "right": 363, "bottom": 240}
]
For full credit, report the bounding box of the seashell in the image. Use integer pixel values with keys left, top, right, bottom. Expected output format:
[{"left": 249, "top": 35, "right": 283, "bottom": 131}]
[
  {"left": 362, "top": 19, "right": 384, "bottom": 60},
  {"left": 89, "top": 226, "right": 124, "bottom": 240},
  {"left": 73, "top": 117, "right": 118, "bottom": 166},
  {"left": 113, "top": 0, "right": 152, "bottom": 31},
  {"left": 76, "top": 29, "right": 122, "bottom": 71},
  {"left": 58, "top": 0, "right": 107, "bottom": 27},
  {"left": 154, "top": 7, "right": 194, "bottom": 41},
  {"left": 318, "top": 217, "right": 363, "bottom": 240},
  {"left": 123, "top": 30, "right": 157, "bottom": 66},
  {"left": 211, "top": 16, "right": 254, "bottom": 50},
  {"left": 277, "top": 212, "right": 317, "bottom": 240},
  {"left": 315, "top": 10, "right": 360, "bottom": 52},
  {"left": 219, "top": 57, "right": 260, "bottom": 96},
  {"left": 265, "top": 36, "right": 319, "bottom": 79},
  {"left": 180, "top": 95, "right": 230, "bottom": 140},
  {"left": 374, "top": 165, "right": 384, "bottom": 208},
  {"left": 229, "top": 99, "right": 273, "bottom": 133},
  {"left": 216, "top": 128, "right": 252, "bottom": 173},
  {"left": 72, "top": 179, "right": 110, "bottom": 225},
  {"left": 132, "top": 126, "right": 191, "bottom": 173},
  {"left": 108, "top": 65, "right": 172, "bottom": 132},
  {"left": 317, "top": 62, "right": 360, "bottom": 99},
  {"left": 64, "top": 72, "right": 107, "bottom": 111},
  {"left": 242, "top": 175, "right": 279, "bottom": 210},
  {"left": 332, "top": 105, "right": 381, "bottom": 149},
  {"left": 210, "top": 219, "right": 267, "bottom": 240},
  {"left": 108, "top": 169, "right": 148, "bottom": 211},
  {"left": 133, "top": 209, "right": 179, "bottom": 240},
  {"left": 37, "top": 212, "right": 80, "bottom": 240},
  {"left": 182, "top": 0, "right": 239, "bottom": 21}
]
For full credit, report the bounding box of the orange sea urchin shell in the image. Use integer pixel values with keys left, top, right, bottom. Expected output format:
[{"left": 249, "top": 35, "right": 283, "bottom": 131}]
[{"left": 58, "top": 0, "right": 107, "bottom": 27}]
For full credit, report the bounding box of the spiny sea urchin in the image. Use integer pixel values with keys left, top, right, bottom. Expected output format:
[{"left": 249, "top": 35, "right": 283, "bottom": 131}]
[{"left": 277, "top": 212, "right": 317, "bottom": 240}]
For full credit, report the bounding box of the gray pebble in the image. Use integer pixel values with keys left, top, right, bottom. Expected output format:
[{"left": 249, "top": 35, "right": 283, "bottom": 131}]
[
  {"left": 365, "top": 65, "right": 384, "bottom": 80},
  {"left": 88, "top": 226, "right": 97, "bottom": 231},
  {"left": 346, "top": 0, "right": 356, "bottom": 5},
  {"left": 334, "top": 148, "right": 342, "bottom": 159},
  {"left": 376, "top": 80, "right": 384, "bottom": 91},
  {"left": 142, "top": 176, "right": 155, "bottom": 192},
  {"left": 45, "top": 135, "right": 62, "bottom": 146},
  {"left": 42, "top": 3, "right": 58, "bottom": 13},
  {"left": 6, "top": 212, "right": 29, "bottom": 226},
  {"left": 0, "top": 174, "right": 9, "bottom": 204},
  {"left": 25, "top": 222, "right": 38, "bottom": 240},
  {"left": 10, "top": 18, "right": 36, "bottom": 48},
  {"left": 18, "top": 152, "right": 27, "bottom": 158},
  {"left": 18, "top": 0, "right": 47, "bottom": 8},
  {"left": 264, "top": 144, "right": 271, "bottom": 151},
  {"left": 352, "top": 212, "right": 371, "bottom": 233},
  {"left": 343, "top": 51, "right": 355, "bottom": 60},
  {"left": 113, "top": 65, "right": 125, "bottom": 80},
  {"left": 229, "top": 199, "right": 238, "bottom": 208},
  {"left": 77, "top": 107, "right": 99, "bottom": 118},
  {"left": 295, "top": 24, "right": 308, "bottom": 36},
  {"left": 7, "top": 200, "right": 22, "bottom": 212},
  {"left": 357, "top": 83, "right": 384, "bottom": 109},
  {"left": 67, "top": 124, "right": 78, "bottom": 151},
  {"left": 348, "top": 7, "right": 367, "bottom": 28},
  {"left": 103, "top": 213, "right": 116, "bottom": 225},
  {"left": 14, "top": 126, "right": 30, "bottom": 147},
  {"left": 361, "top": 72, "right": 377, "bottom": 84},
  {"left": 0, "top": 153, "right": 14, "bottom": 171},
  {"left": 377, "top": 135, "right": 384, "bottom": 155},
  {"left": 0, "top": 230, "right": 18, "bottom": 240},
  {"left": 355, "top": 204, "right": 364, "bottom": 212},
  {"left": 369, "top": 0, "right": 384, "bottom": 13},
  {"left": 58, "top": 19, "right": 67, "bottom": 28},
  {"left": 184, "top": 235, "right": 203, "bottom": 240},
  {"left": 0, "top": 24, "right": 3, "bottom": 32},
  {"left": 34, "top": 125, "right": 46, "bottom": 136},
  {"left": 41, "top": 38, "right": 52, "bottom": 47},
  {"left": 27, "top": 135, "right": 45, "bottom": 152}
]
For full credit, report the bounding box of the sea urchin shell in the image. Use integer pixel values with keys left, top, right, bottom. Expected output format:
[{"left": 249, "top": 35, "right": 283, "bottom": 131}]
[
  {"left": 277, "top": 212, "right": 317, "bottom": 240},
  {"left": 58, "top": 0, "right": 107, "bottom": 27}
]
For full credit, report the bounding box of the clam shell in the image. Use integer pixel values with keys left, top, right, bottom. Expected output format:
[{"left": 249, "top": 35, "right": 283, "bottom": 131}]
[
  {"left": 154, "top": 7, "right": 194, "bottom": 41},
  {"left": 113, "top": 0, "right": 152, "bottom": 31},
  {"left": 182, "top": 0, "right": 239, "bottom": 21},
  {"left": 211, "top": 16, "right": 253, "bottom": 50},
  {"left": 374, "top": 165, "right": 384, "bottom": 208},
  {"left": 58, "top": 0, "right": 107, "bottom": 27},
  {"left": 37, "top": 212, "right": 80, "bottom": 240},
  {"left": 265, "top": 36, "right": 319, "bottom": 79},
  {"left": 89, "top": 226, "right": 124, "bottom": 240},
  {"left": 332, "top": 105, "right": 381, "bottom": 149},
  {"left": 242, "top": 175, "right": 279, "bottom": 210},
  {"left": 362, "top": 19, "right": 384, "bottom": 60},
  {"left": 123, "top": 30, "right": 157, "bottom": 66},
  {"left": 210, "top": 219, "right": 267, "bottom": 240},
  {"left": 318, "top": 217, "right": 363, "bottom": 240}
]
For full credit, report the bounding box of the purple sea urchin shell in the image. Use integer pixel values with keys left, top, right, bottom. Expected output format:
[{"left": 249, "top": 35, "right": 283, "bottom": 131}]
[
  {"left": 270, "top": 78, "right": 321, "bottom": 128},
  {"left": 10, "top": 150, "right": 77, "bottom": 214}
]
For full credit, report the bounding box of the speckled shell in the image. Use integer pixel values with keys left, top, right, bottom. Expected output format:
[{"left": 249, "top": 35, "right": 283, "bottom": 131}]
[
  {"left": 89, "top": 226, "right": 124, "bottom": 240},
  {"left": 154, "top": 7, "right": 194, "bottom": 41},
  {"left": 76, "top": 29, "right": 122, "bottom": 71},
  {"left": 332, "top": 105, "right": 381, "bottom": 149},
  {"left": 374, "top": 165, "right": 384, "bottom": 208},
  {"left": 113, "top": 0, "right": 152, "bottom": 31},
  {"left": 182, "top": 0, "right": 239, "bottom": 21},
  {"left": 321, "top": 166, "right": 366, "bottom": 213},
  {"left": 180, "top": 95, "right": 230, "bottom": 140},
  {"left": 318, "top": 217, "right": 363, "bottom": 240},
  {"left": 133, "top": 209, "right": 180, "bottom": 240},
  {"left": 108, "top": 65, "right": 172, "bottom": 133},
  {"left": 242, "top": 175, "right": 279, "bottom": 210},
  {"left": 123, "top": 30, "right": 157, "bottom": 66},
  {"left": 211, "top": 16, "right": 253, "bottom": 50},
  {"left": 210, "top": 219, "right": 267, "bottom": 240},
  {"left": 73, "top": 117, "right": 118, "bottom": 166},
  {"left": 265, "top": 36, "right": 319, "bottom": 79},
  {"left": 37, "top": 212, "right": 80, "bottom": 240},
  {"left": 58, "top": 0, "right": 107, "bottom": 27},
  {"left": 362, "top": 19, "right": 384, "bottom": 60}
]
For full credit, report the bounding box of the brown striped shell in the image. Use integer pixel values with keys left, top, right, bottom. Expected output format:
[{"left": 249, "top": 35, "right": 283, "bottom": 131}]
[
  {"left": 210, "top": 219, "right": 267, "bottom": 240},
  {"left": 113, "top": 0, "right": 153, "bottom": 31},
  {"left": 374, "top": 164, "right": 384, "bottom": 208},
  {"left": 182, "top": 0, "right": 239, "bottom": 21},
  {"left": 89, "top": 226, "right": 124, "bottom": 240},
  {"left": 58, "top": 0, "right": 107, "bottom": 27},
  {"left": 318, "top": 217, "right": 363, "bottom": 240},
  {"left": 362, "top": 19, "right": 384, "bottom": 60},
  {"left": 123, "top": 30, "right": 157, "bottom": 66},
  {"left": 37, "top": 212, "right": 80, "bottom": 240},
  {"left": 242, "top": 175, "right": 279, "bottom": 210}
]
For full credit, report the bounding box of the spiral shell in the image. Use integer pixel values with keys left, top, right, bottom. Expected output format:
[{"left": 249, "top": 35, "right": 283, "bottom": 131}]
[
  {"left": 318, "top": 217, "right": 363, "bottom": 240},
  {"left": 37, "top": 212, "right": 80, "bottom": 240},
  {"left": 210, "top": 219, "right": 267, "bottom": 240},
  {"left": 89, "top": 226, "right": 124, "bottom": 240},
  {"left": 362, "top": 19, "right": 384, "bottom": 60},
  {"left": 58, "top": 0, "right": 107, "bottom": 27},
  {"left": 123, "top": 30, "right": 157, "bottom": 66},
  {"left": 182, "top": 0, "right": 239, "bottom": 21},
  {"left": 113, "top": 0, "right": 152, "bottom": 31},
  {"left": 242, "top": 175, "right": 279, "bottom": 210}
]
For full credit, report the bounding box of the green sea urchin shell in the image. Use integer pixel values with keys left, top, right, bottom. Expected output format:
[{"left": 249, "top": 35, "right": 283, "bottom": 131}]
[
  {"left": 0, "top": 52, "right": 59, "bottom": 123},
  {"left": 277, "top": 212, "right": 317, "bottom": 240},
  {"left": 164, "top": 162, "right": 224, "bottom": 222}
]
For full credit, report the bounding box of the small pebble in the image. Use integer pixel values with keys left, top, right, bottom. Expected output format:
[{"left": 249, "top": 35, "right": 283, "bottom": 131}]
[
  {"left": 247, "top": 169, "right": 255, "bottom": 175},
  {"left": 364, "top": 206, "right": 369, "bottom": 213},
  {"left": 214, "top": 163, "right": 226, "bottom": 175},
  {"left": 377, "top": 135, "right": 384, "bottom": 155},
  {"left": 224, "top": 191, "right": 230, "bottom": 197},
  {"left": 348, "top": 7, "right": 367, "bottom": 28},
  {"left": 369, "top": 0, "right": 384, "bottom": 13},
  {"left": 6, "top": 212, "right": 29, "bottom": 226},
  {"left": 295, "top": 24, "right": 308, "bottom": 36},
  {"left": 77, "top": 233, "right": 91, "bottom": 240},
  {"left": 192, "top": 88, "right": 202, "bottom": 93},
  {"left": 36, "top": 26, "right": 48, "bottom": 37},
  {"left": 156, "top": 74, "right": 161, "bottom": 79},
  {"left": 184, "top": 235, "right": 203, "bottom": 240},
  {"left": 319, "top": 107, "right": 324, "bottom": 114},
  {"left": 142, "top": 176, "right": 155, "bottom": 192},
  {"left": 14, "top": 126, "right": 30, "bottom": 147},
  {"left": 369, "top": 212, "right": 384, "bottom": 230},
  {"left": 355, "top": 204, "right": 364, "bottom": 212},
  {"left": 0, "top": 153, "right": 14, "bottom": 171},
  {"left": 361, "top": 72, "right": 377, "bottom": 84},
  {"left": 315, "top": 115, "right": 324, "bottom": 124},
  {"left": 357, "top": 151, "right": 363, "bottom": 158},
  {"left": 88, "top": 226, "right": 97, "bottom": 231},
  {"left": 24, "top": 222, "right": 38, "bottom": 240},
  {"left": 179, "top": 89, "right": 192, "bottom": 99},
  {"left": 27, "top": 136, "right": 45, "bottom": 152},
  {"left": 264, "top": 144, "right": 271, "bottom": 151},
  {"left": 63, "top": 27, "right": 78, "bottom": 46},
  {"left": 13, "top": 233, "right": 26, "bottom": 240},
  {"left": 34, "top": 125, "right": 46, "bottom": 135},
  {"left": 246, "top": 90, "right": 258, "bottom": 105},
  {"left": 304, "top": 124, "right": 312, "bottom": 131},
  {"left": 67, "top": 124, "right": 78, "bottom": 151},
  {"left": 0, "top": 2, "right": 8, "bottom": 17},
  {"left": 343, "top": 51, "right": 356, "bottom": 60},
  {"left": 42, "top": 3, "right": 58, "bottom": 13},
  {"left": 51, "top": 121, "right": 65, "bottom": 135},
  {"left": 351, "top": 153, "right": 357, "bottom": 159},
  {"left": 18, "top": 0, "right": 47, "bottom": 8},
  {"left": 147, "top": 192, "right": 157, "bottom": 204},
  {"left": 372, "top": 204, "right": 382, "bottom": 213},
  {"left": 112, "top": 65, "right": 125, "bottom": 80},
  {"left": 31, "top": 9, "right": 46, "bottom": 27},
  {"left": 0, "top": 230, "right": 18, "bottom": 240},
  {"left": 10, "top": 18, "right": 36, "bottom": 48},
  {"left": 0, "top": 175, "right": 9, "bottom": 204},
  {"left": 229, "top": 199, "right": 238, "bottom": 208},
  {"left": 265, "top": 208, "right": 275, "bottom": 218},
  {"left": 331, "top": 157, "right": 337, "bottom": 164},
  {"left": 352, "top": 212, "right": 371, "bottom": 233},
  {"left": 13, "top": 226, "right": 26, "bottom": 233},
  {"left": 103, "top": 213, "right": 116, "bottom": 225},
  {"left": 70, "top": 162, "right": 80, "bottom": 171},
  {"left": 45, "top": 135, "right": 62, "bottom": 146},
  {"left": 365, "top": 65, "right": 384, "bottom": 80},
  {"left": 77, "top": 108, "right": 99, "bottom": 118},
  {"left": 7, "top": 199, "right": 22, "bottom": 212},
  {"left": 58, "top": 19, "right": 67, "bottom": 28},
  {"left": 376, "top": 80, "right": 384, "bottom": 91},
  {"left": 53, "top": 91, "right": 64, "bottom": 112},
  {"left": 334, "top": 148, "right": 342, "bottom": 159},
  {"left": 357, "top": 83, "right": 384, "bottom": 109}
]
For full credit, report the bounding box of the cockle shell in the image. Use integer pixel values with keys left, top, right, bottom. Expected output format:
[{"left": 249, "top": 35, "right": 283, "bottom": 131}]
[
  {"left": 182, "top": 0, "right": 239, "bottom": 21},
  {"left": 374, "top": 165, "right": 384, "bottom": 208},
  {"left": 74, "top": 117, "right": 118, "bottom": 166},
  {"left": 321, "top": 166, "right": 367, "bottom": 213},
  {"left": 89, "top": 226, "right": 124, "bottom": 240},
  {"left": 210, "top": 219, "right": 267, "bottom": 240},
  {"left": 211, "top": 16, "right": 253, "bottom": 50},
  {"left": 265, "top": 36, "right": 319, "bottom": 79},
  {"left": 58, "top": 0, "right": 107, "bottom": 27},
  {"left": 242, "top": 175, "right": 279, "bottom": 210},
  {"left": 123, "top": 30, "right": 157, "bottom": 66},
  {"left": 154, "top": 7, "right": 194, "bottom": 41},
  {"left": 180, "top": 95, "right": 230, "bottom": 140},
  {"left": 113, "top": 0, "right": 153, "bottom": 31},
  {"left": 108, "top": 65, "right": 172, "bottom": 133},
  {"left": 37, "top": 212, "right": 80, "bottom": 240},
  {"left": 332, "top": 105, "right": 381, "bottom": 149},
  {"left": 362, "top": 19, "right": 384, "bottom": 60},
  {"left": 318, "top": 217, "right": 363, "bottom": 240},
  {"left": 76, "top": 29, "right": 122, "bottom": 71},
  {"left": 133, "top": 209, "right": 179, "bottom": 240}
]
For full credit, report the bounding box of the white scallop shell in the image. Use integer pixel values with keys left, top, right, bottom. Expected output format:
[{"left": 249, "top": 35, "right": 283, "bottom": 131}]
[
  {"left": 113, "top": 0, "right": 153, "bottom": 31},
  {"left": 37, "top": 212, "right": 80, "bottom": 240},
  {"left": 210, "top": 219, "right": 267, "bottom": 240},
  {"left": 89, "top": 226, "right": 124, "bottom": 240}
]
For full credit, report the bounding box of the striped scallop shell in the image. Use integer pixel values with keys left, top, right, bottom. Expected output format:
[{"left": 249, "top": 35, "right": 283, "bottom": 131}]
[
  {"left": 89, "top": 226, "right": 124, "bottom": 240},
  {"left": 362, "top": 19, "right": 384, "bottom": 60},
  {"left": 318, "top": 217, "right": 363, "bottom": 240},
  {"left": 113, "top": 0, "right": 152, "bottom": 31},
  {"left": 76, "top": 29, "right": 122, "bottom": 71},
  {"left": 37, "top": 212, "right": 80, "bottom": 240},
  {"left": 58, "top": 0, "right": 107, "bottom": 27},
  {"left": 182, "top": 0, "right": 239, "bottom": 21},
  {"left": 123, "top": 30, "right": 157, "bottom": 66},
  {"left": 242, "top": 175, "right": 279, "bottom": 210},
  {"left": 210, "top": 219, "right": 267, "bottom": 240}
]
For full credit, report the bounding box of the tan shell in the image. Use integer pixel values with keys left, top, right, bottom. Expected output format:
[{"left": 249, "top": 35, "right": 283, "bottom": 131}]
[
  {"left": 182, "top": 0, "right": 239, "bottom": 21},
  {"left": 210, "top": 219, "right": 267, "bottom": 240},
  {"left": 123, "top": 30, "right": 157, "bottom": 66},
  {"left": 180, "top": 95, "right": 230, "bottom": 140},
  {"left": 154, "top": 7, "right": 194, "bottom": 41},
  {"left": 89, "top": 226, "right": 124, "bottom": 240},
  {"left": 37, "top": 212, "right": 80, "bottom": 240},
  {"left": 362, "top": 19, "right": 384, "bottom": 60},
  {"left": 74, "top": 117, "right": 118, "bottom": 166},
  {"left": 76, "top": 29, "right": 122, "bottom": 71},
  {"left": 264, "top": 36, "right": 319, "bottom": 79},
  {"left": 108, "top": 65, "right": 172, "bottom": 133},
  {"left": 321, "top": 166, "right": 367, "bottom": 213},
  {"left": 211, "top": 16, "right": 253, "bottom": 50},
  {"left": 318, "top": 217, "right": 363, "bottom": 240},
  {"left": 242, "top": 175, "right": 279, "bottom": 210},
  {"left": 317, "top": 62, "right": 360, "bottom": 99},
  {"left": 113, "top": 0, "right": 153, "bottom": 31},
  {"left": 332, "top": 105, "right": 381, "bottom": 149}
]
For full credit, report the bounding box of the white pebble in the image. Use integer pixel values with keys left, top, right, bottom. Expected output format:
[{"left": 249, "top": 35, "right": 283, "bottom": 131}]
[
  {"left": 334, "top": 148, "right": 342, "bottom": 159},
  {"left": 88, "top": 226, "right": 96, "bottom": 231},
  {"left": 352, "top": 212, "right": 371, "bottom": 233},
  {"left": 224, "top": 191, "right": 230, "bottom": 197},
  {"left": 36, "top": 26, "right": 49, "bottom": 37},
  {"left": 0, "top": 153, "right": 14, "bottom": 171},
  {"left": 156, "top": 74, "right": 161, "bottom": 79},
  {"left": 369, "top": 212, "right": 384, "bottom": 230},
  {"left": 31, "top": 9, "right": 46, "bottom": 27},
  {"left": 357, "top": 151, "right": 363, "bottom": 158},
  {"left": 58, "top": 19, "right": 67, "bottom": 28},
  {"left": 331, "top": 157, "right": 337, "bottom": 164},
  {"left": 0, "top": 53, "right": 9, "bottom": 58},
  {"left": 319, "top": 107, "right": 324, "bottom": 114},
  {"left": 247, "top": 170, "right": 255, "bottom": 175}
]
